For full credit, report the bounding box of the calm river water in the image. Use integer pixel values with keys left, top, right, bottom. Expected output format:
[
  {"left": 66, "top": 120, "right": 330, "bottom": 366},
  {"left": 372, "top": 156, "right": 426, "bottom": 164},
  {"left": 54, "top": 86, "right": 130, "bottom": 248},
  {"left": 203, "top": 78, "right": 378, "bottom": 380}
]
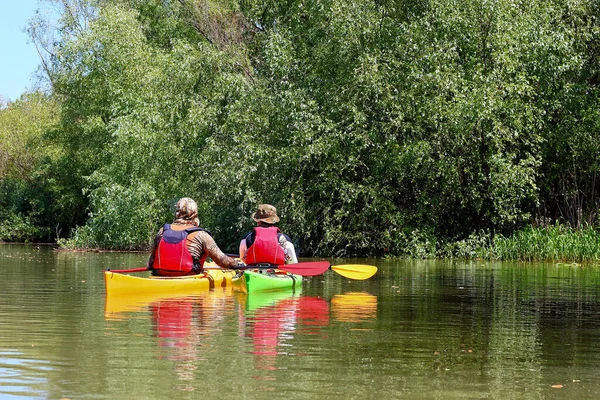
[{"left": 1, "top": 244, "right": 600, "bottom": 399}]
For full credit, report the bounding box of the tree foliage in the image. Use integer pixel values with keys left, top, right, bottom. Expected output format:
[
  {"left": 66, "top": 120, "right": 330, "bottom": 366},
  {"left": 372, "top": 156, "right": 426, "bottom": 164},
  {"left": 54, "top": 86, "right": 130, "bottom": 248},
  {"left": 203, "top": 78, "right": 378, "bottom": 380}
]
[
  {"left": 0, "top": 92, "right": 63, "bottom": 242},
  {"left": 4, "top": 0, "right": 598, "bottom": 256}
]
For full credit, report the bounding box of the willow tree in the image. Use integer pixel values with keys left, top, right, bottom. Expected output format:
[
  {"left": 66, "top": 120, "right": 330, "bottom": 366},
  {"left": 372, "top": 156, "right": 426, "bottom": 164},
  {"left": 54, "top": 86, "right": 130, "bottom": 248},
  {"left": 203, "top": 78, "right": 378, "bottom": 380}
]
[
  {"left": 31, "top": 0, "right": 253, "bottom": 249},
  {"left": 28, "top": 0, "right": 600, "bottom": 256},
  {"left": 206, "top": 0, "right": 552, "bottom": 256}
]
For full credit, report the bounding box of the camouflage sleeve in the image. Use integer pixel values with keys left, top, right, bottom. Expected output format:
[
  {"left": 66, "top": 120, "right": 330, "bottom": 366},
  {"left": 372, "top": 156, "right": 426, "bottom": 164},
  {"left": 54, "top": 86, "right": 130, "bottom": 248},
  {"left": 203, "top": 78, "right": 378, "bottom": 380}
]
[{"left": 191, "top": 231, "right": 237, "bottom": 268}]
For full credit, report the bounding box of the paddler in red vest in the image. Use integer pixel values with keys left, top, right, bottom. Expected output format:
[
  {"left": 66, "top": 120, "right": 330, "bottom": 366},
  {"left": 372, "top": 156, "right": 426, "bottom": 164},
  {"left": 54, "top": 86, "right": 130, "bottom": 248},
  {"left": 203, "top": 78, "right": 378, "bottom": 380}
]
[
  {"left": 239, "top": 204, "right": 298, "bottom": 265},
  {"left": 148, "top": 197, "right": 239, "bottom": 276}
]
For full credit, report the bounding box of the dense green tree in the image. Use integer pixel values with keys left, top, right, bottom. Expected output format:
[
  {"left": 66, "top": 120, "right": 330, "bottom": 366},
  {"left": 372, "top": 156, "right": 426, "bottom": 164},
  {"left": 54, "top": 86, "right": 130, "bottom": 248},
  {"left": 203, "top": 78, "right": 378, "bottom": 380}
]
[
  {"left": 535, "top": 0, "right": 600, "bottom": 228},
  {"left": 13, "top": 0, "right": 600, "bottom": 258},
  {"left": 217, "top": 0, "right": 549, "bottom": 254},
  {"left": 0, "top": 92, "right": 63, "bottom": 241}
]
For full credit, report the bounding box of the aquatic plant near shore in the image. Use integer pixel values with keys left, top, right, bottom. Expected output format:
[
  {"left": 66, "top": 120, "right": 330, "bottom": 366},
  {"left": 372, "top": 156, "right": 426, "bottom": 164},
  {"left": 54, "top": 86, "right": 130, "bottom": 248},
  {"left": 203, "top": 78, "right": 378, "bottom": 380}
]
[
  {"left": 396, "top": 225, "right": 600, "bottom": 262},
  {"left": 489, "top": 224, "right": 600, "bottom": 262}
]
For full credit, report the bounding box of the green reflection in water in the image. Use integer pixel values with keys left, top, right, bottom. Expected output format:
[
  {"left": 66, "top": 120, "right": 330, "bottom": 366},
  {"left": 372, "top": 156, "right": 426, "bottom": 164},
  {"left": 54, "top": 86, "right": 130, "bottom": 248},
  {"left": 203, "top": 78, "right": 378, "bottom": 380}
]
[{"left": 1, "top": 245, "right": 600, "bottom": 399}]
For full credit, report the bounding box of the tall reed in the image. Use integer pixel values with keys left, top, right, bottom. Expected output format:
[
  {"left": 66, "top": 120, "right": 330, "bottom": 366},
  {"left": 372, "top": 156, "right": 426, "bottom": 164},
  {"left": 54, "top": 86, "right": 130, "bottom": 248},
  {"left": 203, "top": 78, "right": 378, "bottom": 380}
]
[{"left": 488, "top": 225, "right": 600, "bottom": 262}]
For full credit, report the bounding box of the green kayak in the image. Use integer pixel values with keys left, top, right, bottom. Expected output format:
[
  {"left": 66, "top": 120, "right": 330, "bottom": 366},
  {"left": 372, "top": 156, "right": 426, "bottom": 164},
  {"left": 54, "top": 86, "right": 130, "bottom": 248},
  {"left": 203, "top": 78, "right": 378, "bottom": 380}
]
[{"left": 233, "top": 268, "right": 302, "bottom": 293}]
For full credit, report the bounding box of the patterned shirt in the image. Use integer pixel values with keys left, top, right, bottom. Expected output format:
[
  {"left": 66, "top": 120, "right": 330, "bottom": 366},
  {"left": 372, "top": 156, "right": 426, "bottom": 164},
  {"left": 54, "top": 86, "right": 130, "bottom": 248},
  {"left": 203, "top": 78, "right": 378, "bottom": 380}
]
[{"left": 148, "top": 224, "right": 237, "bottom": 269}]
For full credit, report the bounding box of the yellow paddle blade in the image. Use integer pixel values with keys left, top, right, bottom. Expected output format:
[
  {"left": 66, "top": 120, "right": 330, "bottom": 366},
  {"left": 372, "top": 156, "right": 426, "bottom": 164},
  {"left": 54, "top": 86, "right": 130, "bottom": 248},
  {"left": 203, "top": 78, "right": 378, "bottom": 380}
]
[{"left": 331, "top": 264, "right": 377, "bottom": 280}]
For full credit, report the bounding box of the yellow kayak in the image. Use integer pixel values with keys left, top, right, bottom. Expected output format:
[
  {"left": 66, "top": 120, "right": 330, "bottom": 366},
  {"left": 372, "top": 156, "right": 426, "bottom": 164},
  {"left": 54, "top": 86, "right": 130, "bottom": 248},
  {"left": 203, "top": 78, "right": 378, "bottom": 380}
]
[{"left": 104, "top": 268, "right": 237, "bottom": 296}]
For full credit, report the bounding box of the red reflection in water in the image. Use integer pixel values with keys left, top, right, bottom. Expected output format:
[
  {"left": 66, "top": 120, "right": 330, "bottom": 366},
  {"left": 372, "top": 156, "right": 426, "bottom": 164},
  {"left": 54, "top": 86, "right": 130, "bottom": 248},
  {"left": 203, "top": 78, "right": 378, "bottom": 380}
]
[
  {"left": 152, "top": 299, "right": 194, "bottom": 345},
  {"left": 106, "top": 289, "right": 375, "bottom": 390},
  {"left": 296, "top": 297, "right": 330, "bottom": 336},
  {"left": 243, "top": 295, "right": 330, "bottom": 372},
  {"left": 148, "top": 290, "right": 235, "bottom": 364},
  {"left": 151, "top": 298, "right": 200, "bottom": 366}
]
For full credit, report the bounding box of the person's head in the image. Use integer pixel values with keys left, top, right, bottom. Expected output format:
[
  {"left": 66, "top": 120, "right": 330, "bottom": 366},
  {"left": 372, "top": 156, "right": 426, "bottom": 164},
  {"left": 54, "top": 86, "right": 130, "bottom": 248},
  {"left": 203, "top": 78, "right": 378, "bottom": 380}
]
[
  {"left": 252, "top": 204, "right": 280, "bottom": 225},
  {"left": 174, "top": 197, "right": 199, "bottom": 226}
]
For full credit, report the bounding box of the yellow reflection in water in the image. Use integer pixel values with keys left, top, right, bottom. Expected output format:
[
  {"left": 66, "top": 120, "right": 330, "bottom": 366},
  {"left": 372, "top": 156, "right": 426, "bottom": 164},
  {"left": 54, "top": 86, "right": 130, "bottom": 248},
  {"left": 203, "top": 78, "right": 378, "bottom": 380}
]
[{"left": 331, "top": 292, "right": 377, "bottom": 322}]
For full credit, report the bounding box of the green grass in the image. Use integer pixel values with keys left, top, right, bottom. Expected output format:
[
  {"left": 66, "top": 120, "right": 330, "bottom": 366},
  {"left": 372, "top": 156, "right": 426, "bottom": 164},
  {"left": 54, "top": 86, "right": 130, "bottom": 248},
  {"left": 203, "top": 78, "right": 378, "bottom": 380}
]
[
  {"left": 396, "top": 224, "right": 600, "bottom": 262},
  {"left": 488, "top": 225, "right": 600, "bottom": 262}
]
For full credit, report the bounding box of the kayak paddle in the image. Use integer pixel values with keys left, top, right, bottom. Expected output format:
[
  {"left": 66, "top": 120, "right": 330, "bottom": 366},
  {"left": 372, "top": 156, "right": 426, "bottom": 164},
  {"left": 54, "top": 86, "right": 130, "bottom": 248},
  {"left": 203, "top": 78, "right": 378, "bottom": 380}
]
[
  {"left": 331, "top": 264, "right": 377, "bottom": 280},
  {"left": 105, "top": 267, "right": 149, "bottom": 273},
  {"left": 277, "top": 261, "right": 331, "bottom": 276},
  {"left": 105, "top": 262, "right": 377, "bottom": 280},
  {"left": 226, "top": 253, "right": 377, "bottom": 279},
  {"left": 225, "top": 261, "right": 331, "bottom": 277},
  {"left": 104, "top": 263, "right": 330, "bottom": 277},
  {"left": 232, "top": 261, "right": 377, "bottom": 280}
]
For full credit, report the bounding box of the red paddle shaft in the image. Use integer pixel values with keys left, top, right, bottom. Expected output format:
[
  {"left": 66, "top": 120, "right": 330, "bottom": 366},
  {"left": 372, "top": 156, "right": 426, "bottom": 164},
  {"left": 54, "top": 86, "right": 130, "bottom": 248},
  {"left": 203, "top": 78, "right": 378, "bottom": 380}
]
[
  {"left": 105, "top": 267, "right": 148, "bottom": 273},
  {"left": 105, "top": 261, "right": 331, "bottom": 277}
]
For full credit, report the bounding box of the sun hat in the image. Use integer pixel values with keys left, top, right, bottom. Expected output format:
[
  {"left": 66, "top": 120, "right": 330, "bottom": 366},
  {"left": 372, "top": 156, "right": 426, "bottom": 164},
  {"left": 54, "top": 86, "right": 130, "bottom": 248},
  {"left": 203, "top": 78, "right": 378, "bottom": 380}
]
[{"left": 252, "top": 204, "right": 280, "bottom": 224}]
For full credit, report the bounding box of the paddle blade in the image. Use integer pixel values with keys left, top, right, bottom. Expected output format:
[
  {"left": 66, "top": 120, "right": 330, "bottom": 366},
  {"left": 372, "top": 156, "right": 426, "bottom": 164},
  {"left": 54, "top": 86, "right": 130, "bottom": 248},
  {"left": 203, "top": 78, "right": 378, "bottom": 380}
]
[
  {"left": 280, "top": 261, "right": 331, "bottom": 277},
  {"left": 331, "top": 264, "right": 377, "bottom": 280}
]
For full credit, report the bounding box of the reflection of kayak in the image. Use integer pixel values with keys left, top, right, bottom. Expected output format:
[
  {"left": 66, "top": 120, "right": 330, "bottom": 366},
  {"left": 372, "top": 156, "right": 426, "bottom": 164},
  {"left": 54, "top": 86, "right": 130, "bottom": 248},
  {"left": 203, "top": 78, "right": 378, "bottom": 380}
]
[
  {"left": 104, "top": 268, "right": 237, "bottom": 296},
  {"left": 106, "top": 291, "right": 193, "bottom": 317},
  {"left": 105, "top": 287, "right": 232, "bottom": 318},
  {"left": 237, "top": 289, "right": 297, "bottom": 312},
  {"left": 331, "top": 292, "right": 377, "bottom": 322},
  {"left": 233, "top": 268, "right": 302, "bottom": 294}
]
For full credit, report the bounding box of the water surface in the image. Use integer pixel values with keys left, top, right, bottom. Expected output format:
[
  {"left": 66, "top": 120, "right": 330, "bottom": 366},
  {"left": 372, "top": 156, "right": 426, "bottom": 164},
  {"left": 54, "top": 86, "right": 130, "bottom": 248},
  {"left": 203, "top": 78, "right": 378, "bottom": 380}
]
[{"left": 1, "top": 244, "right": 599, "bottom": 399}]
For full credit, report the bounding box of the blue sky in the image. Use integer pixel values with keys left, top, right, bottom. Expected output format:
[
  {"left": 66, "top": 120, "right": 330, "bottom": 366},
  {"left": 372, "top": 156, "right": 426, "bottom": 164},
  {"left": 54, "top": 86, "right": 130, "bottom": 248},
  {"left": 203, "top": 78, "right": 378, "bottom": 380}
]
[{"left": 0, "top": 1, "right": 43, "bottom": 102}]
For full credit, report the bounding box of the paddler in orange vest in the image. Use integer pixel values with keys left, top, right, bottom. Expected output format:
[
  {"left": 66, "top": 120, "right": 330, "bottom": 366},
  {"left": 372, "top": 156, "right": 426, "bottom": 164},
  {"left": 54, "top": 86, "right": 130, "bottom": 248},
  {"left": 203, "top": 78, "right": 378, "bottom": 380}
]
[
  {"left": 148, "top": 197, "right": 240, "bottom": 276},
  {"left": 239, "top": 204, "right": 298, "bottom": 265}
]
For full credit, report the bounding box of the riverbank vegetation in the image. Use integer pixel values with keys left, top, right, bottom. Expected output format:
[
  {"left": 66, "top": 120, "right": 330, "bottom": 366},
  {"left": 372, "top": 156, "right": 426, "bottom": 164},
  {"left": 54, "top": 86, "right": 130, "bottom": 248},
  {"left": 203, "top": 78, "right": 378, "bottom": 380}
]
[{"left": 1, "top": 0, "right": 599, "bottom": 261}]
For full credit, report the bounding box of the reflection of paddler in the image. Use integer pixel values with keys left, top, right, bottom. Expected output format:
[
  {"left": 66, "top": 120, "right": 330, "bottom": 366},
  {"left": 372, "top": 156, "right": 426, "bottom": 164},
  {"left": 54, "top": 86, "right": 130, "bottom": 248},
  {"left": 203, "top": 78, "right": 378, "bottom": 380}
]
[
  {"left": 153, "top": 298, "right": 194, "bottom": 344},
  {"left": 241, "top": 295, "right": 331, "bottom": 372},
  {"left": 151, "top": 289, "right": 233, "bottom": 362},
  {"left": 246, "top": 293, "right": 298, "bottom": 370},
  {"left": 331, "top": 292, "right": 377, "bottom": 322},
  {"left": 247, "top": 292, "right": 329, "bottom": 361},
  {"left": 296, "top": 297, "right": 329, "bottom": 335}
]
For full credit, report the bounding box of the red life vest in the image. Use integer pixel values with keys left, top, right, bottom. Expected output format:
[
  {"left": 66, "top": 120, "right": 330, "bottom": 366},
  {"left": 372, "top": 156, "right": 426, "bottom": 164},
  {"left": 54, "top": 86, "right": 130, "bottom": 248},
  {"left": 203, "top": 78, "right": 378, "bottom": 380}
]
[
  {"left": 153, "top": 224, "right": 208, "bottom": 276},
  {"left": 245, "top": 226, "right": 286, "bottom": 265}
]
